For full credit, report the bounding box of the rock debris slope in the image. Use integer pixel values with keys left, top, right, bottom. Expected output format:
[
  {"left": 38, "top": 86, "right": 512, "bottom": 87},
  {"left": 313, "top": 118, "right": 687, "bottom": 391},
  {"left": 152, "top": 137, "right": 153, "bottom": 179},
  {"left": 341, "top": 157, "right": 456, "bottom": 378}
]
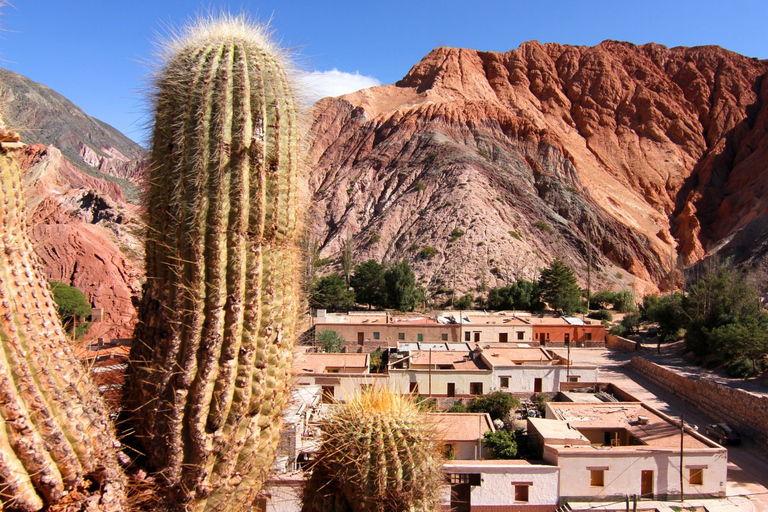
[{"left": 307, "top": 41, "right": 768, "bottom": 297}]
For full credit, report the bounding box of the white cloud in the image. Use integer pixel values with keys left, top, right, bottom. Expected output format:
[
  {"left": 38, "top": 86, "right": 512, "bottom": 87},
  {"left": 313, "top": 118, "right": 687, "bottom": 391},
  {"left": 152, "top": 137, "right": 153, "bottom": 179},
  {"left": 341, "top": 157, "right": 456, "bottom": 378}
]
[{"left": 297, "top": 69, "right": 381, "bottom": 103}]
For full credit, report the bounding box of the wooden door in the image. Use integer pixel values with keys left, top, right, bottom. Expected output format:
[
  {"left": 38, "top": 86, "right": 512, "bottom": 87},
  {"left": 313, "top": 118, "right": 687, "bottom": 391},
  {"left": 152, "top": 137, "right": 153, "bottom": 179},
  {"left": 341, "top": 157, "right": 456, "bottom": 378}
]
[
  {"left": 447, "top": 382, "right": 456, "bottom": 397},
  {"left": 534, "top": 378, "right": 542, "bottom": 393},
  {"left": 450, "top": 484, "right": 471, "bottom": 512},
  {"left": 357, "top": 332, "right": 364, "bottom": 344},
  {"left": 564, "top": 333, "right": 570, "bottom": 344},
  {"left": 641, "top": 470, "right": 654, "bottom": 497}
]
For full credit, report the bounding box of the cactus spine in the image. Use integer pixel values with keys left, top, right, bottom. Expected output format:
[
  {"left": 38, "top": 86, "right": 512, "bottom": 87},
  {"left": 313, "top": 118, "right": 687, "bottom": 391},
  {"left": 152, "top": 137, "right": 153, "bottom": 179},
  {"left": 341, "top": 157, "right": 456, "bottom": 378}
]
[
  {"left": 0, "top": 149, "right": 125, "bottom": 511},
  {"left": 302, "top": 389, "right": 444, "bottom": 512},
  {"left": 128, "top": 16, "right": 303, "bottom": 511}
]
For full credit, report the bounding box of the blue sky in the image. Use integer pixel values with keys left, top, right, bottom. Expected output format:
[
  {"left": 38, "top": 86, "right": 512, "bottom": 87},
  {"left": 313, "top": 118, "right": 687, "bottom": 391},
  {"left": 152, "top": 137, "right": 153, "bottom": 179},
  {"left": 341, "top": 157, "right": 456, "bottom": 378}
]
[{"left": 3, "top": 1, "right": 766, "bottom": 146}]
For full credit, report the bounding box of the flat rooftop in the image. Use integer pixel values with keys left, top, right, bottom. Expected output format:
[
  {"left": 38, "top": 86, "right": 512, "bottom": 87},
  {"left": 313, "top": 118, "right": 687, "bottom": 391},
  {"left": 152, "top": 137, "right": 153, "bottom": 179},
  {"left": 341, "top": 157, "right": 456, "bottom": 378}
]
[
  {"left": 430, "top": 413, "right": 495, "bottom": 441},
  {"left": 544, "top": 402, "right": 717, "bottom": 451},
  {"left": 292, "top": 352, "right": 369, "bottom": 374},
  {"left": 480, "top": 347, "right": 554, "bottom": 366}
]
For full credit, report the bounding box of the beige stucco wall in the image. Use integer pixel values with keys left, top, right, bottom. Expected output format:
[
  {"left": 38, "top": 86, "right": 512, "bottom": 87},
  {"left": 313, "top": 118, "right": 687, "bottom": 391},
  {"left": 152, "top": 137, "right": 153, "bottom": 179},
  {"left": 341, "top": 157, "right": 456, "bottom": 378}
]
[
  {"left": 388, "top": 369, "right": 493, "bottom": 396},
  {"left": 440, "top": 462, "right": 560, "bottom": 508},
  {"left": 494, "top": 365, "right": 599, "bottom": 393},
  {"left": 316, "top": 323, "right": 461, "bottom": 345},
  {"left": 293, "top": 374, "right": 389, "bottom": 402},
  {"left": 545, "top": 447, "right": 727, "bottom": 500},
  {"left": 460, "top": 324, "right": 534, "bottom": 343}
]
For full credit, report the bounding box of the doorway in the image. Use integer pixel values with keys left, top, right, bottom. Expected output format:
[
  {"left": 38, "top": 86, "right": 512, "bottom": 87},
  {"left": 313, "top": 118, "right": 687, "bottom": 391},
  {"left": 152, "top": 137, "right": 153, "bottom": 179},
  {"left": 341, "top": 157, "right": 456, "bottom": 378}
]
[
  {"left": 641, "top": 470, "right": 654, "bottom": 497},
  {"left": 534, "top": 378, "right": 542, "bottom": 393},
  {"left": 447, "top": 383, "right": 456, "bottom": 397}
]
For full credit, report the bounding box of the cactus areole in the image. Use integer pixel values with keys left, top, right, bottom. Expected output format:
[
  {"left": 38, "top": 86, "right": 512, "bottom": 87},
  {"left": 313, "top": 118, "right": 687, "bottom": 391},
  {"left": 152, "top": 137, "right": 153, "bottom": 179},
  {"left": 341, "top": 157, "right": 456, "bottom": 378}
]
[{"left": 129, "top": 17, "right": 304, "bottom": 511}]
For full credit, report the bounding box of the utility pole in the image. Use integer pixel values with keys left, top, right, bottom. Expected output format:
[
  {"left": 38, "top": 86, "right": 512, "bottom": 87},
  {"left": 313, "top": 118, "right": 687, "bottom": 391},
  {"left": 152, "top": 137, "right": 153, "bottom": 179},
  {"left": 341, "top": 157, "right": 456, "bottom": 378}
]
[
  {"left": 680, "top": 413, "right": 685, "bottom": 503},
  {"left": 428, "top": 348, "right": 432, "bottom": 397},
  {"left": 585, "top": 229, "right": 592, "bottom": 321}
]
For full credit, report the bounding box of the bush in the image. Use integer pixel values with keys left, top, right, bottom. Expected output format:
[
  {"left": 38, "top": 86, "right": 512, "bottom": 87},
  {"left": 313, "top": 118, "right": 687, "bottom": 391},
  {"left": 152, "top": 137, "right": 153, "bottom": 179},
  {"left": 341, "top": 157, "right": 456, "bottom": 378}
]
[
  {"left": 609, "top": 324, "right": 630, "bottom": 337},
  {"left": 534, "top": 220, "right": 554, "bottom": 234},
  {"left": 448, "top": 401, "right": 467, "bottom": 413},
  {"left": 455, "top": 293, "right": 474, "bottom": 310},
  {"left": 317, "top": 330, "right": 345, "bottom": 353},
  {"left": 467, "top": 391, "right": 520, "bottom": 421},
  {"left": 588, "top": 309, "right": 613, "bottom": 321},
  {"left": 449, "top": 228, "right": 465, "bottom": 241},
  {"left": 726, "top": 357, "right": 755, "bottom": 378},
  {"left": 418, "top": 246, "right": 437, "bottom": 259},
  {"left": 413, "top": 182, "right": 426, "bottom": 192},
  {"left": 483, "top": 430, "right": 518, "bottom": 459}
]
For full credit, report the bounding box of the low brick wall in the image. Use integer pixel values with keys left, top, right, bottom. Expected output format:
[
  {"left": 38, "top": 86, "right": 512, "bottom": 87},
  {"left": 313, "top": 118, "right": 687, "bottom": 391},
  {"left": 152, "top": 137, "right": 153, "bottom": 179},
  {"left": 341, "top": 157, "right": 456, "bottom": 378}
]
[
  {"left": 627, "top": 357, "right": 768, "bottom": 452},
  {"left": 605, "top": 334, "right": 637, "bottom": 351}
]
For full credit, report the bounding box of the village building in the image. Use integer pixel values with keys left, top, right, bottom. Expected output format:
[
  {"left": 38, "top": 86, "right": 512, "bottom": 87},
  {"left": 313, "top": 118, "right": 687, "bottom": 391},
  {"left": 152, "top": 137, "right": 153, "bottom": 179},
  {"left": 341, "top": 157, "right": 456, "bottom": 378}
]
[
  {"left": 388, "top": 348, "right": 493, "bottom": 397},
  {"left": 291, "top": 350, "right": 387, "bottom": 403},
  {"left": 528, "top": 316, "right": 605, "bottom": 347},
  {"left": 430, "top": 412, "right": 496, "bottom": 460},
  {"left": 529, "top": 401, "right": 727, "bottom": 502}
]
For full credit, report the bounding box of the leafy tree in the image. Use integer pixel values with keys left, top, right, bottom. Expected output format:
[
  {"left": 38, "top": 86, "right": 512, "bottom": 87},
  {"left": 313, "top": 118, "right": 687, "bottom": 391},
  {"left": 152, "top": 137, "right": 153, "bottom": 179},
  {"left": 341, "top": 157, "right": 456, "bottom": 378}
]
[
  {"left": 642, "top": 293, "right": 685, "bottom": 340},
  {"left": 538, "top": 259, "right": 581, "bottom": 315},
  {"left": 50, "top": 281, "right": 91, "bottom": 338},
  {"left": 587, "top": 309, "right": 613, "bottom": 322},
  {"left": 466, "top": 391, "right": 520, "bottom": 421},
  {"left": 620, "top": 312, "right": 641, "bottom": 334},
  {"left": 317, "top": 329, "right": 345, "bottom": 353},
  {"left": 483, "top": 430, "right": 518, "bottom": 459},
  {"left": 311, "top": 273, "right": 355, "bottom": 311},
  {"left": 350, "top": 259, "right": 387, "bottom": 309},
  {"left": 612, "top": 290, "right": 637, "bottom": 312},
  {"left": 455, "top": 293, "right": 474, "bottom": 310},
  {"left": 384, "top": 260, "right": 419, "bottom": 312},
  {"left": 340, "top": 237, "right": 354, "bottom": 285},
  {"left": 487, "top": 280, "right": 542, "bottom": 311},
  {"left": 369, "top": 348, "right": 388, "bottom": 373}
]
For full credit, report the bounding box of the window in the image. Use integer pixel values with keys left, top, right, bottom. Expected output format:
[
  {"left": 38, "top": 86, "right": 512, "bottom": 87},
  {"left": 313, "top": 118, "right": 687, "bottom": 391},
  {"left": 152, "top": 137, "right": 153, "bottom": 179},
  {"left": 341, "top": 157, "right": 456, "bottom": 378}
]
[
  {"left": 517, "top": 331, "right": 525, "bottom": 340},
  {"left": 470, "top": 382, "right": 483, "bottom": 395},
  {"left": 327, "top": 369, "right": 340, "bottom": 374},
  {"left": 500, "top": 377, "right": 509, "bottom": 389},
  {"left": 546, "top": 332, "right": 550, "bottom": 340},
  {"left": 417, "top": 333, "right": 424, "bottom": 342},
  {"left": 465, "top": 332, "right": 471, "bottom": 342},
  {"left": 585, "top": 332, "right": 592, "bottom": 341},
  {"left": 398, "top": 332, "right": 405, "bottom": 340},
  {"left": 448, "top": 474, "right": 481, "bottom": 486},
  {"left": 441, "top": 333, "right": 448, "bottom": 341},
  {"left": 373, "top": 332, "right": 380, "bottom": 340},
  {"left": 590, "top": 469, "right": 605, "bottom": 487},
  {"left": 514, "top": 484, "right": 530, "bottom": 502},
  {"left": 689, "top": 468, "right": 704, "bottom": 486},
  {"left": 499, "top": 332, "right": 508, "bottom": 342},
  {"left": 444, "top": 444, "right": 455, "bottom": 459},
  {"left": 568, "top": 376, "right": 579, "bottom": 382},
  {"left": 409, "top": 382, "right": 419, "bottom": 394}
]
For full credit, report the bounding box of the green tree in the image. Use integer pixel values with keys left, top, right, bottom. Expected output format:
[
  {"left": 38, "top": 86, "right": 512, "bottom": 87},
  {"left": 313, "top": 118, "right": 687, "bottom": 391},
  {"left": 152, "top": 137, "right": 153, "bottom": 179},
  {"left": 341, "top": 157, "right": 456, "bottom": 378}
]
[
  {"left": 538, "top": 259, "right": 581, "bottom": 315},
  {"left": 455, "top": 293, "right": 474, "bottom": 310},
  {"left": 483, "top": 430, "right": 518, "bottom": 459},
  {"left": 317, "top": 329, "right": 345, "bottom": 353},
  {"left": 467, "top": 391, "right": 520, "bottom": 421},
  {"left": 340, "top": 237, "right": 354, "bottom": 285},
  {"left": 312, "top": 273, "right": 355, "bottom": 311},
  {"left": 385, "top": 260, "right": 419, "bottom": 312},
  {"left": 486, "top": 280, "right": 542, "bottom": 311},
  {"left": 50, "top": 281, "right": 91, "bottom": 338},
  {"left": 350, "top": 259, "right": 388, "bottom": 309},
  {"left": 642, "top": 293, "right": 685, "bottom": 341}
]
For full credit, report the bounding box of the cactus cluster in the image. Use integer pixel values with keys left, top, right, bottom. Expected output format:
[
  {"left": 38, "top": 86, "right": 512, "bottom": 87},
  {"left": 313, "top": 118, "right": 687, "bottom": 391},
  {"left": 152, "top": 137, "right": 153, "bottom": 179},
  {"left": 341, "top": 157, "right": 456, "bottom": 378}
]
[
  {"left": 0, "top": 151, "right": 125, "bottom": 511},
  {"left": 127, "top": 16, "right": 304, "bottom": 511},
  {"left": 301, "top": 389, "right": 444, "bottom": 512}
]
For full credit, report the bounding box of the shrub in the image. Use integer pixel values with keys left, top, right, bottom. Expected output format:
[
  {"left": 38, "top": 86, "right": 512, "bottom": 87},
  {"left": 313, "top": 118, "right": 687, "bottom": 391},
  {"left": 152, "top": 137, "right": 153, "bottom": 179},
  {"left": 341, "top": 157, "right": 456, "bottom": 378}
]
[
  {"left": 413, "top": 182, "right": 426, "bottom": 192},
  {"left": 317, "top": 330, "right": 345, "bottom": 353},
  {"left": 483, "top": 430, "right": 518, "bottom": 459},
  {"left": 455, "top": 293, "right": 474, "bottom": 310},
  {"left": 726, "top": 357, "right": 755, "bottom": 378},
  {"left": 467, "top": 391, "right": 520, "bottom": 421},
  {"left": 419, "top": 246, "right": 438, "bottom": 259},
  {"left": 588, "top": 309, "right": 613, "bottom": 321},
  {"left": 449, "top": 228, "right": 465, "bottom": 241},
  {"left": 509, "top": 231, "right": 522, "bottom": 240},
  {"left": 534, "top": 220, "right": 554, "bottom": 234}
]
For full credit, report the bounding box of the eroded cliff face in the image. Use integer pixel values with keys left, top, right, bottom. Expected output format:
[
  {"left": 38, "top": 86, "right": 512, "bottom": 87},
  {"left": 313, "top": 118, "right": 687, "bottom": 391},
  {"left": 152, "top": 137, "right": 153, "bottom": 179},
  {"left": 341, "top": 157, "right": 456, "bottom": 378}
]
[
  {"left": 20, "top": 144, "right": 144, "bottom": 339},
  {"left": 307, "top": 41, "right": 768, "bottom": 298}
]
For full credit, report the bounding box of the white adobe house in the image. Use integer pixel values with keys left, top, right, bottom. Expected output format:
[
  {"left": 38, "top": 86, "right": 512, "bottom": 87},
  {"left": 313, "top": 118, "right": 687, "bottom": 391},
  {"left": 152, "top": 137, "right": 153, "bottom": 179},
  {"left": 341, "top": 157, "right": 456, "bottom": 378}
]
[
  {"left": 530, "top": 401, "right": 727, "bottom": 502},
  {"left": 441, "top": 460, "right": 560, "bottom": 511},
  {"left": 291, "top": 351, "right": 389, "bottom": 403},
  {"left": 430, "top": 412, "right": 495, "bottom": 460}
]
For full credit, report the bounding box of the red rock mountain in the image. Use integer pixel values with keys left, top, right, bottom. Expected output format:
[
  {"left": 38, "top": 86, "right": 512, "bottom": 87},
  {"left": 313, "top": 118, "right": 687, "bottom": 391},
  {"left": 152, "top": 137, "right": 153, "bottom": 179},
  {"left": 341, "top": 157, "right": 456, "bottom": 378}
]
[
  {"left": 1, "top": 69, "right": 146, "bottom": 339},
  {"left": 307, "top": 41, "right": 768, "bottom": 298}
]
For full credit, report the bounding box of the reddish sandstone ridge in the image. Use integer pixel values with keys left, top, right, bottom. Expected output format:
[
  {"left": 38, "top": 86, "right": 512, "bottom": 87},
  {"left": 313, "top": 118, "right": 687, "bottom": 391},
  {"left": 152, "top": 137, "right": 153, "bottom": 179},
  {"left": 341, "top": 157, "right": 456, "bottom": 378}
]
[
  {"left": 307, "top": 41, "right": 768, "bottom": 296},
  {"left": 20, "top": 144, "right": 144, "bottom": 339}
]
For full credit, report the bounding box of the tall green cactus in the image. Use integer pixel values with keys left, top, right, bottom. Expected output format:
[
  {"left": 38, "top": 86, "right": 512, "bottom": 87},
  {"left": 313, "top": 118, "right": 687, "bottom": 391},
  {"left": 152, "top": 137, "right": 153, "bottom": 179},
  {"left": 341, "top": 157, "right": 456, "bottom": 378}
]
[
  {"left": 127, "top": 16, "right": 304, "bottom": 511},
  {"left": 301, "top": 389, "right": 444, "bottom": 512},
  {"left": 0, "top": 150, "right": 126, "bottom": 511}
]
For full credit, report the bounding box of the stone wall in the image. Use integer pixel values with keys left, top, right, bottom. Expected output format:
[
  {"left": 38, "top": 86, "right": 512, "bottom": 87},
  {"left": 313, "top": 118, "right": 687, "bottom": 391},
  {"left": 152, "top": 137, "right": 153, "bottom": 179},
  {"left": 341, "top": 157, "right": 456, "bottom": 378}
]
[
  {"left": 605, "top": 334, "right": 637, "bottom": 351},
  {"left": 627, "top": 357, "right": 768, "bottom": 453}
]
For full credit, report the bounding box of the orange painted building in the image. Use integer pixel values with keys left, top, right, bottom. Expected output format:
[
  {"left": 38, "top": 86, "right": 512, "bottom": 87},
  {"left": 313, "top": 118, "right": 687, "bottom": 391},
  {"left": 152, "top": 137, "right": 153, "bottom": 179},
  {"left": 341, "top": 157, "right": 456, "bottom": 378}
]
[{"left": 529, "top": 316, "right": 605, "bottom": 346}]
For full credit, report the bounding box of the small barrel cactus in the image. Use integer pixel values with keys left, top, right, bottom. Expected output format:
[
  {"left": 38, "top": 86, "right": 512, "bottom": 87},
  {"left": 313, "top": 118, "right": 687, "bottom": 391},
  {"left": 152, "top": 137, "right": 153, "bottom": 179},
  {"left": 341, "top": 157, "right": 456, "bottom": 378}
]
[
  {"left": 302, "top": 389, "right": 444, "bottom": 512},
  {"left": 0, "top": 149, "right": 125, "bottom": 511},
  {"left": 127, "top": 15, "right": 304, "bottom": 511}
]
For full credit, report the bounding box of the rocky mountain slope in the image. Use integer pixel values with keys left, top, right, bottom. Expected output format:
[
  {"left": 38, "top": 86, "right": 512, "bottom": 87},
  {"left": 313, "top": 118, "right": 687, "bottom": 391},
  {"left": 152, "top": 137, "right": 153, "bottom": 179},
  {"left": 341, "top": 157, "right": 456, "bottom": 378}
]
[
  {"left": 307, "top": 41, "right": 768, "bottom": 299},
  {"left": 0, "top": 69, "right": 146, "bottom": 339}
]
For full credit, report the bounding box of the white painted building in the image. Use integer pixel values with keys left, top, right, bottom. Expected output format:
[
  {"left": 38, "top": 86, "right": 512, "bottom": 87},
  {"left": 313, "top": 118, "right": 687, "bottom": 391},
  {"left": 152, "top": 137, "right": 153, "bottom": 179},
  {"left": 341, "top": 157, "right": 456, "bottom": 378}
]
[
  {"left": 441, "top": 460, "right": 560, "bottom": 511},
  {"left": 532, "top": 402, "right": 727, "bottom": 501}
]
